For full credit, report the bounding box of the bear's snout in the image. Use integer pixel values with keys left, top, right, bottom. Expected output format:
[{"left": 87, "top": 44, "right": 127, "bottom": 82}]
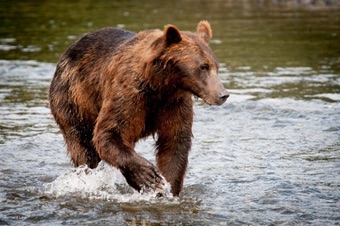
[
  {"left": 218, "top": 90, "right": 229, "bottom": 105},
  {"left": 210, "top": 89, "right": 229, "bottom": 106},
  {"left": 201, "top": 73, "right": 229, "bottom": 106},
  {"left": 201, "top": 88, "right": 229, "bottom": 106}
]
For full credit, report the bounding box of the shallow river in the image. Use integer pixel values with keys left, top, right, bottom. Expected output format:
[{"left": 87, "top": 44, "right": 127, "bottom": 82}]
[{"left": 1, "top": 1, "right": 339, "bottom": 225}]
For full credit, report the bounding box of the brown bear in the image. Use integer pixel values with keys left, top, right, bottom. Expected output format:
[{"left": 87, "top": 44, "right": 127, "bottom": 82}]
[{"left": 49, "top": 21, "right": 229, "bottom": 196}]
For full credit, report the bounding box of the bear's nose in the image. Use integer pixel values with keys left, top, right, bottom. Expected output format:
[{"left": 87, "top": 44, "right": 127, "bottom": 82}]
[{"left": 219, "top": 91, "right": 229, "bottom": 103}]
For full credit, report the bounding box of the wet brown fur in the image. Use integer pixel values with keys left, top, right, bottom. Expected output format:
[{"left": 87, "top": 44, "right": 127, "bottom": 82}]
[{"left": 49, "top": 21, "right": 227, "bottom": 196}]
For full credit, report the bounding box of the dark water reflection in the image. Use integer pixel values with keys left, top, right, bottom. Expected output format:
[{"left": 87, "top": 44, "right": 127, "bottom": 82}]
[
  {"left": 0, "top": 0, "right": 339, "bottom": 225},
  {"left": 1, "top": 0, "right": 340, "bottom": 72}
]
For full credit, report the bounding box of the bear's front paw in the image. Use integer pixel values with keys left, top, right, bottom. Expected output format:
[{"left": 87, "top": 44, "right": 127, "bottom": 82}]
[{"left": 120, "top": 156, "right": 164, "bottom": 194}]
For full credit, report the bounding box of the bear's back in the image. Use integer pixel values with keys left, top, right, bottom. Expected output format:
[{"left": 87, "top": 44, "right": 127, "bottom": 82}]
[{"left": 64, "top": 28, "right": 136, "bottom": 63}]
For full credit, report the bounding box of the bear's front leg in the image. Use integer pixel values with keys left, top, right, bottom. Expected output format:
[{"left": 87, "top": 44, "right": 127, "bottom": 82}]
[
  {"left": 93, "top": 129, "right": 164, "bottom": 193},
  {"left": 120, "top": 153, "right": 164, "bottom": 193},
  {"left": 93, "top": 102, "right": 164, "bottom": 194},
  {"left": 155, "top": 98, "right": 194, "bottom": 196},
  {"left": 156, "top": 134, "right": 191, "bottom": 196}
]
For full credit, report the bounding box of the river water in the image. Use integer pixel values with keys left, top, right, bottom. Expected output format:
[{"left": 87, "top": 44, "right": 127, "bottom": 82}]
[{"left": 0, "top": 1, "right": 339, "bottom": 225}]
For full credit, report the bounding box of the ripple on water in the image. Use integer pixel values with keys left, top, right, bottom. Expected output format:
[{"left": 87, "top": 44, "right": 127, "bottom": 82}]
[{"left": 0, "top": 60, "right": 339, "bottom": 225}]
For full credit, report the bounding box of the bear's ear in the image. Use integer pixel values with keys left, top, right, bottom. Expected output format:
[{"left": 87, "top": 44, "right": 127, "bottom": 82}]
[
  {"left": 164, "top": 25, "right": 182, "bottom": 47},
  {"left": 197, "top": 20, "right": 212, "bottom": 43}
]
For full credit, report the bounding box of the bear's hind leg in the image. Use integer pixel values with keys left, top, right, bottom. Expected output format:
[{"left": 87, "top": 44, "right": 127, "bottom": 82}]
[
  {"left": 63, "top": 127, "right": 101, "bottom": 169},
  {"left": 68, "top": 141, "right": 101, "bottom": 169}
]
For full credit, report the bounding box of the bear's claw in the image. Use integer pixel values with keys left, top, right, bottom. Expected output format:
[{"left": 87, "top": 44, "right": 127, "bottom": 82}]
[{"left": 121, "top": 155, "right": 164, "bottom": 194}]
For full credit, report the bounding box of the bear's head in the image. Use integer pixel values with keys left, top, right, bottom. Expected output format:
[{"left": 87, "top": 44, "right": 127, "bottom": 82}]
[{"left": 147, "top": 21, "right": 229, "bottom": 106}]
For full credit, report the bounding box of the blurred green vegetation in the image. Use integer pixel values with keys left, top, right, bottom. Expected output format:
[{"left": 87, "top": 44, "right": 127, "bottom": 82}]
[{"left": 0, "top": 0, "right": 339, "bottom": 72}]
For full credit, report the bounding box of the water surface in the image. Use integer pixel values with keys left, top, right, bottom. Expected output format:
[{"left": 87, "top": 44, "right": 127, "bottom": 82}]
[{"left": 0, "top": 1, "right": 339, "bottom": 225}]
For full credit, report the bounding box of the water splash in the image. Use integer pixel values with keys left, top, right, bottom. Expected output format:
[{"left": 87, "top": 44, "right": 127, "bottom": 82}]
[{"left": 43, "top": 162, "right": 175, "bottom": 203}]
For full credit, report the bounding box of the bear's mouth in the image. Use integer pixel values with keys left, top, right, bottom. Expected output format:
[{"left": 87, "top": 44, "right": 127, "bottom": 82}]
[
  {"left": 192, "top": 90, "right": 214, "bottom": 105},
  {"left": 191, "top": 90, "right": 203, "bottom": 102},
  {"left": 193, "top": 91, "right": 209, "bottom": 104},
  {"left": 195, "top": 91, "right": 229, "bottom": 106}
]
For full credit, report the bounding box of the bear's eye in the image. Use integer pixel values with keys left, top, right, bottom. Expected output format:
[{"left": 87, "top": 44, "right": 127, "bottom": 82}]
[{"left": 199, "top": 64, "right": 209, "bottom": 71}]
